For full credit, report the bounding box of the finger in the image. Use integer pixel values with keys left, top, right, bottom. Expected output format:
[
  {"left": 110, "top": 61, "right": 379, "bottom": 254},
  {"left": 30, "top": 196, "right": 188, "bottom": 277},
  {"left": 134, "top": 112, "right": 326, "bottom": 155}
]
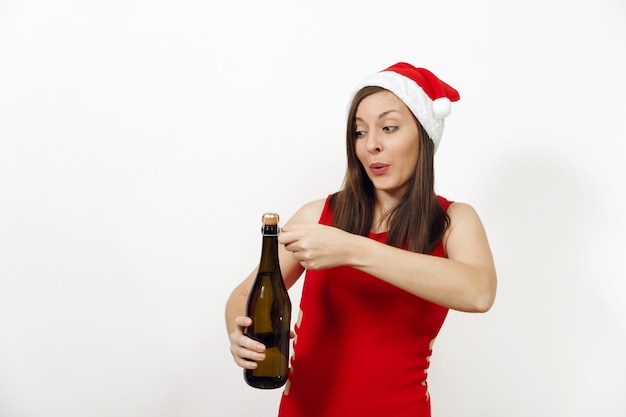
[
  {"left": 231, "top": 347, "right": 263, "bottom": 369},
  {"left": 235, "top": 356, "right": 259, "bottom": 369},
  {"left": 278, "top": 232, "right": 296, "bottom": 246},
  {"left": 234, "top": 316, "right": 252, "bottom": 329},
  {"left": 283, "top": 242, "right": 301, "bottom": 254},
  {"left": 278, "top": 227, "right": 304, "bottom": 245},
  {"left": 230, "top": 333, "right": 267, "bottom": 368},
  {"left": 231, "top": 344, "right": 266, "bottom": 368},
  {"left": 230, "top": 331, "right": 266, "bottom": 353}
]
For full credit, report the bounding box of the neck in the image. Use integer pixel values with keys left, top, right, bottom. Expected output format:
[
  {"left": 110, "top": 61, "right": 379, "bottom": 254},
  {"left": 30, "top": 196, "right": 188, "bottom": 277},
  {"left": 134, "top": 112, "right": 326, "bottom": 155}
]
[{"left": 372, "top": 195, "right": 400, "bottom": 233}]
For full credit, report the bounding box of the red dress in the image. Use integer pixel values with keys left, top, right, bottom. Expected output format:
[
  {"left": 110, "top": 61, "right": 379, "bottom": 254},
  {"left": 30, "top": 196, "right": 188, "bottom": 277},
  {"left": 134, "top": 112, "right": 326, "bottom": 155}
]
[{"left": 278, "top": 195, "right": 453, "bottom": 417}]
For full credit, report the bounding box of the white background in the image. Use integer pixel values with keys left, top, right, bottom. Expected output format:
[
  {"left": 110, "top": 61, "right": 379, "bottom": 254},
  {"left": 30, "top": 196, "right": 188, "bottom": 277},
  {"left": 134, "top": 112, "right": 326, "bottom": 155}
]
[{"left": 1, "top": 0, "right": 625, "bottom": 416}]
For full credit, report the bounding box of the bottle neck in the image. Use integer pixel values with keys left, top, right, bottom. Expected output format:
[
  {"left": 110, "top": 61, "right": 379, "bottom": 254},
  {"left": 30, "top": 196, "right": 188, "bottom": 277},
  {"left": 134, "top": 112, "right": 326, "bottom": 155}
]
[
  {"left": 262, "top": 224, "right": 279, "bottom": 237},
  {"left": 259, "top": 224, "right": 280, "bottom": 272}
]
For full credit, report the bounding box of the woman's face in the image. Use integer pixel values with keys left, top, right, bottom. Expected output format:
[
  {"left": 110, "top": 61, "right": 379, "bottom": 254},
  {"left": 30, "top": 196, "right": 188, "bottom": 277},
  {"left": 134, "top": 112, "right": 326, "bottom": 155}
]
[{"left": 354, "top": 90, "right": 420, "bottom": 199}]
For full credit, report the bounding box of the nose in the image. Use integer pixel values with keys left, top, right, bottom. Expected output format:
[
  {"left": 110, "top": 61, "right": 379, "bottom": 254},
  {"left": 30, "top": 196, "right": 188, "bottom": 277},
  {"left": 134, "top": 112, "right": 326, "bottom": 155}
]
[{"left": 365, "top": 132, "right": 382, "bottom": 153}]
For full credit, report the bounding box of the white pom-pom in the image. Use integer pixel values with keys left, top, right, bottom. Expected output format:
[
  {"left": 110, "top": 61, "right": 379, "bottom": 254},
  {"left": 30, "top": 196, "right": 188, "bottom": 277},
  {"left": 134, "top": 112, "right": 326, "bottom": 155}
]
[{"left": 432, "top": 97, "right": 451, "bottom": 119}]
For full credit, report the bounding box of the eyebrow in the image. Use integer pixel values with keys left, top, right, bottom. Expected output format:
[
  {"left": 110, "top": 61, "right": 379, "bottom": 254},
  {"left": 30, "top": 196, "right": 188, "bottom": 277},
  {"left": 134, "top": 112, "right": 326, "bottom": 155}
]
[{"left": 355, "top": 109, "right": 402, "bottom": 122}]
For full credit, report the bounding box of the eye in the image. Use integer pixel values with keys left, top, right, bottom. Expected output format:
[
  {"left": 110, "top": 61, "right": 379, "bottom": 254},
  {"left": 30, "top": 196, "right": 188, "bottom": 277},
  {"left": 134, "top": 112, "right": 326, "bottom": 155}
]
[
  {"left": 354, "top": 130, "right": 366, "bottom": 138},
  {"left": 382, "top": 126, "right": 398, "bottom": 133}
]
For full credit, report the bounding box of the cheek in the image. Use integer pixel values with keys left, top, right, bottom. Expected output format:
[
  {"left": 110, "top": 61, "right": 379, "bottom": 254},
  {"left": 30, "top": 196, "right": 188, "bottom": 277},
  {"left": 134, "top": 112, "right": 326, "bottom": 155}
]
[
  {"left": 354, "top": 141, "right": 367, "bottom": 164},
  {"left": 394, "top": 141, "right": 420, "bottom": 168}
]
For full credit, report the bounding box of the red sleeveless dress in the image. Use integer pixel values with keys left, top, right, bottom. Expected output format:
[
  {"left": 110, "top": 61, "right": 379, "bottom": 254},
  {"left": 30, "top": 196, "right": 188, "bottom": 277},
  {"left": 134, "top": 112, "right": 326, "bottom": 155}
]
[{"left": 278, "top": 195, "right": 453, "bottom": 417}]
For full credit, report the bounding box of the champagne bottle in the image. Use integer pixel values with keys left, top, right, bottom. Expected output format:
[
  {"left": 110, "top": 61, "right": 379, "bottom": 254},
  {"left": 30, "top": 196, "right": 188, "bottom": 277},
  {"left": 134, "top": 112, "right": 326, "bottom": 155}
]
[{"left": 244, "top": 212, "right": 292, "bottom": 389}]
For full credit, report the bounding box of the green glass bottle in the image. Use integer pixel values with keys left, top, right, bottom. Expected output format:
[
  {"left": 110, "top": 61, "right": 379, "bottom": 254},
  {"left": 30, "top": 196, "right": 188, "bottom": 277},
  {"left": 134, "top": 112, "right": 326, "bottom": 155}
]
[{"left": 244, "top": 213, "right": 292, "bottom": 389}]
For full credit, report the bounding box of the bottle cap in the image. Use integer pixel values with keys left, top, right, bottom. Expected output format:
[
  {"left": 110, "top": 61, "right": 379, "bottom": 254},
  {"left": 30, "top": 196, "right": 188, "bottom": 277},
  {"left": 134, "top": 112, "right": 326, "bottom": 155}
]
[{"left": 261, "top": 212, "right": 280, "bottom": 226}]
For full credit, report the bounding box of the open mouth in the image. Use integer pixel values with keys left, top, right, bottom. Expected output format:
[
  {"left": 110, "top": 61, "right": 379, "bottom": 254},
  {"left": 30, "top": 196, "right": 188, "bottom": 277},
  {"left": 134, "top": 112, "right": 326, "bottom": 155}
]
[{"left": 370, "top": 163, "right": 389, "bottom": 175}]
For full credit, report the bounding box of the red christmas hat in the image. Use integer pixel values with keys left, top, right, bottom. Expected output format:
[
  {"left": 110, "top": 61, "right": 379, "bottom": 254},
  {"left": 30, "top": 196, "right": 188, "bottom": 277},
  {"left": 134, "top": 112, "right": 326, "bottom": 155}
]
[{"left": 348, "top": 62, "right": 460, "bottom": 151}]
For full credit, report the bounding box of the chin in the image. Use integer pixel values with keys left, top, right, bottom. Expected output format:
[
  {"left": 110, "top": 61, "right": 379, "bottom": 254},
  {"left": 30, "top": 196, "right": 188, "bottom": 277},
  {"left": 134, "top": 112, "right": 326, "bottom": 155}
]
[
  {"left": 373, "top": 184, "right": 403, "bottom": 194},
  {"left": 371, "top": 181, "right": 408, "bottom": 196}
]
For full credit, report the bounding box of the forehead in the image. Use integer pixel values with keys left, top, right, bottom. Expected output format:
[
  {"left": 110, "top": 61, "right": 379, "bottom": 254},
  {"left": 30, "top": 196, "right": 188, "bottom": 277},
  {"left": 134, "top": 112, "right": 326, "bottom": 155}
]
[{"left": 356, "top": 90, "right": 409, "bottom": 116}]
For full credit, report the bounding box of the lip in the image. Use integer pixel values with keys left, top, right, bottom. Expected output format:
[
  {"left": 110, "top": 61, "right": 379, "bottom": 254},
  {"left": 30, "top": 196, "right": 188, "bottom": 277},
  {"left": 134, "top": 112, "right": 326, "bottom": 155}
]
[{"left": 369, "top": 162, "right": 390, "bottom": 175}]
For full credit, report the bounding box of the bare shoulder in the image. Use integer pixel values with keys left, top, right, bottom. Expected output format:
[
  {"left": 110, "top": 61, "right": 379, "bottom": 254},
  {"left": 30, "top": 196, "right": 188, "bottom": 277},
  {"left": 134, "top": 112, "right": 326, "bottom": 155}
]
[
  {"left": 443, "top": 201, "right": 488, "bottom": 249},
  {"left": 447, "top": 201, "right": 481, "bottom": 223},
  {"left": 442, "top": 200, "right": 494, "bottom": 269},
  {"left": 285, "top": 198, "right": 327, "bottom": 226}
]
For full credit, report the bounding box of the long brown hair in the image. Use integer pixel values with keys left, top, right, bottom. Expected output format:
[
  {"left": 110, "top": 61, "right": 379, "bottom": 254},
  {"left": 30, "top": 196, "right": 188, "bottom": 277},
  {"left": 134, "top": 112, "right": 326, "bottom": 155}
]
[{"left": 330, "top": 86, "right": 449, "bottom": 254}]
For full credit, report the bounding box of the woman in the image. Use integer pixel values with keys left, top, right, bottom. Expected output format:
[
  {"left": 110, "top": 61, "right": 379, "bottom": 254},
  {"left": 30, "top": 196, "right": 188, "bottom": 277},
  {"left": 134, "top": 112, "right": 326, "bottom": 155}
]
[{"left": 226, "top": 62, "right": 497, "bottom": 417}]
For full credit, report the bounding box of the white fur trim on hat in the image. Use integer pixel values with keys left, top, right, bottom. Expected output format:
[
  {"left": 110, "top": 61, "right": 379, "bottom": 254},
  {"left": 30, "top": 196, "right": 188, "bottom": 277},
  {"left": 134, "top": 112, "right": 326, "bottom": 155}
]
[{"left": 347, "top": 65, "right": 459, "bottom": 152}]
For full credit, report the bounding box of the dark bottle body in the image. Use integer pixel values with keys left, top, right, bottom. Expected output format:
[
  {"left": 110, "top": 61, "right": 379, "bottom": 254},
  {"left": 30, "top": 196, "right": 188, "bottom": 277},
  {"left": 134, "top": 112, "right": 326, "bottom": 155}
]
[{"left": 244, "top": 213, "right": 292, "bottom": 389}]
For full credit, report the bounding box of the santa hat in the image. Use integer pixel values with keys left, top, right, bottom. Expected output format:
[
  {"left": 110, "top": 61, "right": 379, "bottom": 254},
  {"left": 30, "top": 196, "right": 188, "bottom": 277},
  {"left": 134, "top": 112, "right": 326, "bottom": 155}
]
[{"left": 348, "top": 62, "right": 460, "bottom": 152}]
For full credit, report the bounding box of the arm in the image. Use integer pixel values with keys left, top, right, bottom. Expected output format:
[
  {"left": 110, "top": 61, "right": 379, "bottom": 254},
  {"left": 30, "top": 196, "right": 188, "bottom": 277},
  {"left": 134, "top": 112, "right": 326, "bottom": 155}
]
[
  {"left": 352, "top": 202, "right": 496, "bottom": 312},
  {"left": 224, "top": 199, "right": 324, "bottom": 368},
  {"left": 280, "top": 202, "right": 497, "bottom": 313}
]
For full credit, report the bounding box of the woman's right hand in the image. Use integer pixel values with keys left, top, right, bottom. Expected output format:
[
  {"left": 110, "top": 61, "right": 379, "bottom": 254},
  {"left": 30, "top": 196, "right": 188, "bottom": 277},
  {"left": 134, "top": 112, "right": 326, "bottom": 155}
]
[{"left": 229, "top": 316, "right": 266, "bottom": 369}]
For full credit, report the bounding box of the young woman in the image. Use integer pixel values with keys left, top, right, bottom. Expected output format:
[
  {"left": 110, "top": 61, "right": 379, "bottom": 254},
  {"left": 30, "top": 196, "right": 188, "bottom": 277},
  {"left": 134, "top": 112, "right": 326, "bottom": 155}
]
[{"left": 226, "top": 62, "right": 497, "bottom": 417}]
